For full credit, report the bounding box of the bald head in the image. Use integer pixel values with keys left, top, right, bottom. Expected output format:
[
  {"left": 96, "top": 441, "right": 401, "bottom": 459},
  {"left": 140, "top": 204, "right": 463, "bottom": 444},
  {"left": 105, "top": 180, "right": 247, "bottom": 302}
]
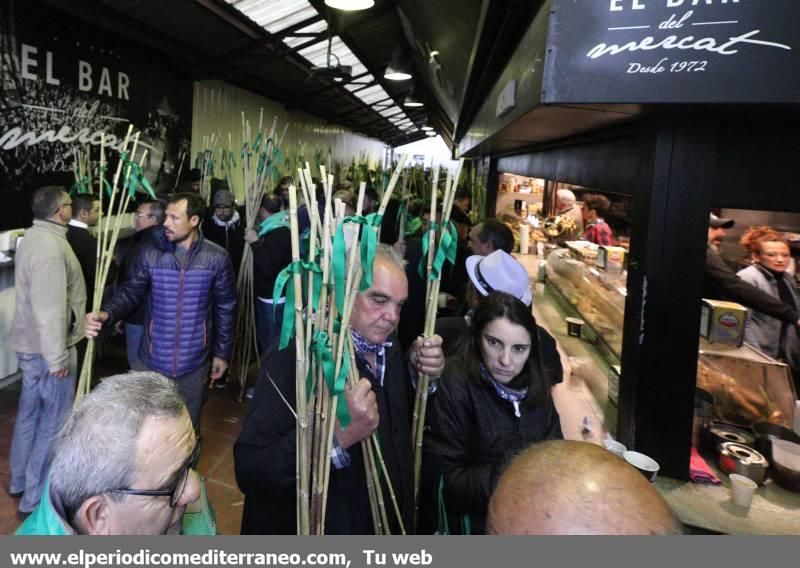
[{"left": 487, "top": 440, "right": 681, "bottom": 535}]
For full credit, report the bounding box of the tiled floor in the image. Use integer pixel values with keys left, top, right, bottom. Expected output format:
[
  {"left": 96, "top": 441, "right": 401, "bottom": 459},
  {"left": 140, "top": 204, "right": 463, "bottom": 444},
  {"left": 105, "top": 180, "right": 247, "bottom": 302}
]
[{"left": 0, "top": 336, "right": 252, "bottom": 535}]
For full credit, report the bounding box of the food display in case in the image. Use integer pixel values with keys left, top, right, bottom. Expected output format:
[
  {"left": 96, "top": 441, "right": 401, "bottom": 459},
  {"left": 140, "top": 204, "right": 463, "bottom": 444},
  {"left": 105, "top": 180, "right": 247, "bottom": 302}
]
[
  {"left": 544, "top": 246, "right": 626, "bottom": 359},
  {"left": 545, "top": 245, "right": 797, "bottom": 426},
  {"left": 696, "top": 340, "right": 797, "bottom": 430}
]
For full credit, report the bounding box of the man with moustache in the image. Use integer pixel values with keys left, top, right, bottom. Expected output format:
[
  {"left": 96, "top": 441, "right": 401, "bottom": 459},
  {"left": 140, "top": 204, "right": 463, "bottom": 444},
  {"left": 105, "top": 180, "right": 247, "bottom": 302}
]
[{"left": 84, "top": 193, "right": 236, "bottom": 427}]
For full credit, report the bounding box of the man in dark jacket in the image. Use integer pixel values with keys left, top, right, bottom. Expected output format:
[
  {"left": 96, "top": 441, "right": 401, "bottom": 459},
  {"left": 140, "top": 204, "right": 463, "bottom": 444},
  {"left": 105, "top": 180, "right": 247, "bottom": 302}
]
[
  {"left": 66, "top": 193, "right": 103, "bottom": 369},
  {"left": 115, "top": 200, "right": 165, "bottom": 367},
  {"left": 201, "top": 190, "right": 245, "bottom": 278},
  {"left": 234, "top": 245, "right": 445, "bottom": 534},
  {"left": 66, "top": 194, "right": 101, "bottom": 301},
  {"left": 704, "top": 213, "right": 800, "bottom": 327},
  {"left": 85, "top": 193, "right": 237, "bottom": 427},
  {"left": 245, "top": 194, "right": 292, "bottom": 353}
]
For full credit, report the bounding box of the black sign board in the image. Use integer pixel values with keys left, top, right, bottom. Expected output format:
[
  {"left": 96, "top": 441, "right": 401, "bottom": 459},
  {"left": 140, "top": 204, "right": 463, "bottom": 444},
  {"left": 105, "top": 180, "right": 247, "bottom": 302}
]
[
  {"left": 0, "top": 0, "right": 193, "bottom": 230},
  {"left": 543, "top": 0, "right": 800, "bottom": 104}
]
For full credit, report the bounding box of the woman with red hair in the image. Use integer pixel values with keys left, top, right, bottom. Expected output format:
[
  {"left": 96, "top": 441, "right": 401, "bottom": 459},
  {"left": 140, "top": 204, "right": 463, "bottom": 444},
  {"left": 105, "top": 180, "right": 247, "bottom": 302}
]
[{"left": 737, "top": 227, "right": 799, "bottom": 388}]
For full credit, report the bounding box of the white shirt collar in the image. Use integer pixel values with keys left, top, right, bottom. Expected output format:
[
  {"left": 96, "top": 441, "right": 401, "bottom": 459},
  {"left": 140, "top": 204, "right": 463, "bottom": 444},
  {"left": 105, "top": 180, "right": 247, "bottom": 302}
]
[{"left": 68, "top": 219, "right": 88, "bottom": 229}]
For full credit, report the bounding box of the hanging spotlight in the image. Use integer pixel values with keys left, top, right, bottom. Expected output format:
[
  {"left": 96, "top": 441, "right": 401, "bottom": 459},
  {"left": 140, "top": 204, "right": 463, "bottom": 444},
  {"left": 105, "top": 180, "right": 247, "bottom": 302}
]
[
  {"left": 384, "top": 51, "right": 412, "bottom": 81},
  {"left": 324, "top": 0, "right": 375, "bottom": 11},
  {"left": 403, "top": 88, "right": 423, "bottom": 108}
]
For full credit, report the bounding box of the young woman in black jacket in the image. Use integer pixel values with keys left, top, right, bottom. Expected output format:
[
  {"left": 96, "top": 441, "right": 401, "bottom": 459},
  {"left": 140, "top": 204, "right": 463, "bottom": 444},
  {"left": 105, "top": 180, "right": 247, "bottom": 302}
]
[{"left": 422, "top": 292, "right": 563, "bottom": 534}]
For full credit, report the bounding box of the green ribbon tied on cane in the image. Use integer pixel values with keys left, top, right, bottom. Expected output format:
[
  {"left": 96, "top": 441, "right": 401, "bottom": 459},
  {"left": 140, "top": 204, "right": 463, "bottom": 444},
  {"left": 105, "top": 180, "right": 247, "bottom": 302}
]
[
  {"left": 417, "top": 221, "right": 441, "bottom": 279},
  {"left": 426, "top": 220, "right": 458, "bottom": 281},
  {"left": 221, "top": 149, "right": 236, "bottom": 173},
  {"left": 98, "top": 164, "right": 113, "bottom": 197},
  {"left": 123, "top": 162, "right": 156, "bottom": 199},
  {"left": 70, "top": 176, "right": 91, "bottom": 195},
  {"left": 311, "top": 330, "right": 351, "bottom": 427},
  {"left": 253, "top": 133, "right": 263, "bottom": 154},
  {"left": 240, "top": 143, "right": 251, "bottom": 161},
  {"left": 331, "top": 213, "right": 383, "bottom": 314},
  {"left": 203, "top": 150, "right": 215, "bottom": 179},
  {"left": 272, "top": 259, "right": 324, "bottom": 350},
  {"left": 256, "top": 153, "right": 268, "bottom": 176}
]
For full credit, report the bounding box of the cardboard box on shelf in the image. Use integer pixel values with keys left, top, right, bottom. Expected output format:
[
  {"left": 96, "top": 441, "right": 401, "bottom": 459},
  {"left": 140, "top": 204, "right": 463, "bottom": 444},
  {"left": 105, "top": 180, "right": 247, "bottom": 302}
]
[{"left": 700, "top": 299, "right": 747, "bottom": 346}]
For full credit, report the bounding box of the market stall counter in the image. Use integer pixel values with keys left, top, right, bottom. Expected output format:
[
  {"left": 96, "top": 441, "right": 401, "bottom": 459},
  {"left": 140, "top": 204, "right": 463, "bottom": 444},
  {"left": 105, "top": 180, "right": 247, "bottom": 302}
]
[{"left": 515, "top": 252, "right": 800, "bottom": 535}]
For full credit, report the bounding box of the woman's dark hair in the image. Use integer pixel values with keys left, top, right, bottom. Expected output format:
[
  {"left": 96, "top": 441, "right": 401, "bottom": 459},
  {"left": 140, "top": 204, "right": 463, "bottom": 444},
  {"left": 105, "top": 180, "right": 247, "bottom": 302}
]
[{"left": 450, "top": 291, "right": 549, "bottom": 407}]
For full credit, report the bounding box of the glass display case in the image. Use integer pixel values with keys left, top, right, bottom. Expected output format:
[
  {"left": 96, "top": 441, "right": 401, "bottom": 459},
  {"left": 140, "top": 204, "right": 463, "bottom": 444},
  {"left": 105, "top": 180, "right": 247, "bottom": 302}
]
[
  {"left": 545, "top": 246, "right": 797, "bottom": 426},
  {"left": 544, "top": 247, "right": 626, "bottom": 361},
  {"left": 696, "top": 340, "right": 796, "bottom": 430}
]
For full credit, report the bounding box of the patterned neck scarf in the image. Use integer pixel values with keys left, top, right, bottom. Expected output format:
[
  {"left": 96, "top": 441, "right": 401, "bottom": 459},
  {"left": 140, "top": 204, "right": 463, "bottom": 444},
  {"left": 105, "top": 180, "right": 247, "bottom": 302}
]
[
  {"left": 481, "top": 365, "right": 528, "bottom": 418},
  {"left": 351, "top": 328, "right": 392, "bottom": 386}
]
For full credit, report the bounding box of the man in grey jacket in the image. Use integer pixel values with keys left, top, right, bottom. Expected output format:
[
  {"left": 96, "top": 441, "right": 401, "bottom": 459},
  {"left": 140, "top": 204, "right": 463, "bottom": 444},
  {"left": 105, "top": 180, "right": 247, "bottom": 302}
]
[{"left": 9, "top": 186, "right": 86, "bottom": 516}]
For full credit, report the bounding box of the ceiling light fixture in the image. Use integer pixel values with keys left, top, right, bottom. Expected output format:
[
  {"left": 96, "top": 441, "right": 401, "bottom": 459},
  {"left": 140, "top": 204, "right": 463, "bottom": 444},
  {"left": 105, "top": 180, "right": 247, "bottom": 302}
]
[
  {"left": 425, "top": 131, "right": 437, "bottom": 137},
  {"left": 403, "top": 88, "right": 423, "bottom": 108},
  {"left": 384, "top": 51, "right": 412, "bottom": 81},
  {"left": 421, "top": 125, "right": 434, "bottom": 131},
  {"left": 324, "top": 0, "right": 375, "bottom": 11}
]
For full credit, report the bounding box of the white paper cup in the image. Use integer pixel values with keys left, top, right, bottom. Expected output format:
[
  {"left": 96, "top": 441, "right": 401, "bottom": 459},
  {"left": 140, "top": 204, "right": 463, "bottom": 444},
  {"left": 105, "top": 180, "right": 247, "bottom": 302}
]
[
  {"left": 730, "top": 473, "right": 757, "bottom": 508},
  {"left": 623, "top": 451, "right": 660, "bottom": 482},
  {"left": 603, "top": 439, "right": 627, "bottom": 457}
]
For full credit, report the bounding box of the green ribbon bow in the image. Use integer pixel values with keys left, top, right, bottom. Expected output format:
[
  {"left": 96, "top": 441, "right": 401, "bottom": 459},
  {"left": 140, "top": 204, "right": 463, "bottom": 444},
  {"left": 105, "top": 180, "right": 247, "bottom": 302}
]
[
  {"left": 272, "top": 259, "right": 324, "bottom": 350},
  {"left": 417, "top": 221, "right": 441, "bottom": 279},
  {"left": 311, "top": 330, "right": 351, "bottom": 427},
  {"left": 331, "top": 213, "right": 383, "bottom": 314},
  {"left": 69, "top": 176, "right": 90, "bottom": 195},
  {"left": 256, "top": 153, "right": 268, "bottom": 176},
  {"left": 123, "top": 162, "right": 156, "bottom": 199},
  {"left": 257, "top": 212, "right": 289, "bottom": 237},
  {"left": 427, "top": 220, "right": 458, "bottom": 281}
]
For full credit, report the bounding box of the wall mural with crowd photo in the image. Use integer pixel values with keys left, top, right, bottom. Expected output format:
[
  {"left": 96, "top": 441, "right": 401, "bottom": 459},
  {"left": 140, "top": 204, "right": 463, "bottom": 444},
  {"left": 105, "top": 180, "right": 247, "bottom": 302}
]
[{"left": 0, "top": 0, "right": 193, "bottom": 230}]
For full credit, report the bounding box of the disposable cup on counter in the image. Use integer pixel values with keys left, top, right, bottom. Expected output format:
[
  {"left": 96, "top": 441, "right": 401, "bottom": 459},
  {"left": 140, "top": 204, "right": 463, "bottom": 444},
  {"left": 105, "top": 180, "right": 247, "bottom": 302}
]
[
  {"left": 603, "top": 439, "right": 627, "bottom": 457},
  {"left": 623, "top": 451, "right": 660, "bottom": 482},
  {"left": 730, "top": 473, "right": 757, "bottom": 509},
  {"left": 566, "top": 317, "right": 585, "bottom": 338}
]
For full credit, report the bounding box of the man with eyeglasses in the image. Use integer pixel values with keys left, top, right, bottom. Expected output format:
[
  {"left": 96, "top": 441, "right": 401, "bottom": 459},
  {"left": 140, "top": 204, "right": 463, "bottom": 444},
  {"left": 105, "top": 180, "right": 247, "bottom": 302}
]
[
  {"left": 115, "top": 200, "right": 165, "bottom": 367},
  {"left": 9, "top": 186, "right": 86, "bottom": 518},
  {"left": 16, "top": 371, "right": 215, "bottom": 535}
]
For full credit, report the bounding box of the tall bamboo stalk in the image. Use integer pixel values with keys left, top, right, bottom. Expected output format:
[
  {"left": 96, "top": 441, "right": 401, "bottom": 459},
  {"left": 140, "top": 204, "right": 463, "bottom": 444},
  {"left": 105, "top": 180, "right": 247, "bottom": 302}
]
[
  {"left": 76, "top": 128, "right": 146, "bottom": 401},
  {"left": 412, "top": 160, "right": 464, "bottom": 526},
  {"left": 287, "top": 183, "right": 310, "bottom": 535}
]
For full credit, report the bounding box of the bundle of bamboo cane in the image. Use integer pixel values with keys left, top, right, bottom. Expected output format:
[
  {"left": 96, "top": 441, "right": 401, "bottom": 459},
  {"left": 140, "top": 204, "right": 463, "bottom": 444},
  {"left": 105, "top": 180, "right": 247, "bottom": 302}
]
[
  {"left": 70, "top": 145, "right": 92, "bottom": 195},
  {"left": 265, "top": 154, "right": 410, "bottom": 534},
  {"left": 226, "top": 111, "right": 291, "bottom": 400},
  {"left": 75, "top": 125, "right": 158, "bottom": 401},
  {"left": 411, "top": 159, "right": 464, "bottom": 528}
]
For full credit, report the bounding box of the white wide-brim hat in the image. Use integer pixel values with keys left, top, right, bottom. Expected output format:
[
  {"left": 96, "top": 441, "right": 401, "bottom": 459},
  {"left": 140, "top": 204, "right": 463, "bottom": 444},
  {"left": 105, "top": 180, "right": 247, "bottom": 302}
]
[{"left": 465, "top": 250, "right": 532, "bottom": 306}]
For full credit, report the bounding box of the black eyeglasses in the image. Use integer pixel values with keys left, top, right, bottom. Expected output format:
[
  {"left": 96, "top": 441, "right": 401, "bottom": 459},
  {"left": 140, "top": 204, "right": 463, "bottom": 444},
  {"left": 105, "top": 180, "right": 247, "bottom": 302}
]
[
  {"left": 135, "top": 212, "right": 155, "bottom": 219},
  {"left": 107, "top": 436, "right": 201, "bottom": 507}
]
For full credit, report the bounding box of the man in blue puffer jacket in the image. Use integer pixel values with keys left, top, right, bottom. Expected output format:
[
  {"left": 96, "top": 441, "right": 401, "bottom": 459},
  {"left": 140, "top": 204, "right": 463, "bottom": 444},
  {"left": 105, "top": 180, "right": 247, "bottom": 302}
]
[{"left": 85, "top": 193, "right": 237, "bottom": 427}]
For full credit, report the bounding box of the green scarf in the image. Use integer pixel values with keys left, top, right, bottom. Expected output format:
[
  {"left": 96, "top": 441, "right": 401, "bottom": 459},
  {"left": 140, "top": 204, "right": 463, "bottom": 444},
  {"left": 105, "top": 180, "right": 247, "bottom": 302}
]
[{"left": 257, "top": 212, "right": 289, "bottom": 237}]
